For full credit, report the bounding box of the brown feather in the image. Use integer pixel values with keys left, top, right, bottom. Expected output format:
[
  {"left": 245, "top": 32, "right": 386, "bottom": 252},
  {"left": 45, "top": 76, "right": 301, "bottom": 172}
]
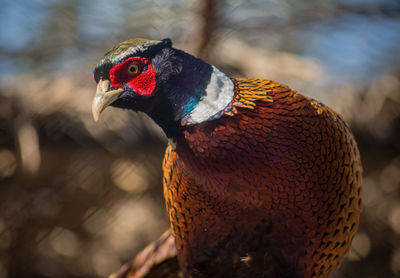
[{"left": 162, "top": 79, "right": 362, "bottom": 277}]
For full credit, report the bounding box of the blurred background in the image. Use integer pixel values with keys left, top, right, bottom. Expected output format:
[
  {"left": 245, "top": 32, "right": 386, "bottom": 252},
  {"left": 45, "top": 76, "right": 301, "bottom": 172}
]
[{"left": 0, "top": 0, "right": 399, "bottom": 277}]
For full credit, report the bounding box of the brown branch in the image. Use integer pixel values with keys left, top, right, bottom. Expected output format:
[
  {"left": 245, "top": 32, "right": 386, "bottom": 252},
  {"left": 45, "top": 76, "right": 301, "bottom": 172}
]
[{"left": 109, "top": 230, "right": 181, "bottom": 278}]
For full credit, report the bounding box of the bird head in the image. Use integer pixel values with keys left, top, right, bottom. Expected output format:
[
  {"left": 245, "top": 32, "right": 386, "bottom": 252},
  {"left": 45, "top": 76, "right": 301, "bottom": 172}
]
[{"left": 92, "top": 38, "right": 234, "bottom": 139}]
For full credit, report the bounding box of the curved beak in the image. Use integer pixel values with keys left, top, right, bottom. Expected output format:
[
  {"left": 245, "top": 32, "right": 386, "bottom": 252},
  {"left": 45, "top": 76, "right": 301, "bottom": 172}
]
[{"left": 92, "top": 80, "right": 124, "bottom": 122}]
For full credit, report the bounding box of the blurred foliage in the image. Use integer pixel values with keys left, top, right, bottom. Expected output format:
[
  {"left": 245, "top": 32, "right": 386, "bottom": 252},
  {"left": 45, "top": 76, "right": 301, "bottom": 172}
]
[{"left": 0, "top": 0, "right": 399, "bottom": 277}]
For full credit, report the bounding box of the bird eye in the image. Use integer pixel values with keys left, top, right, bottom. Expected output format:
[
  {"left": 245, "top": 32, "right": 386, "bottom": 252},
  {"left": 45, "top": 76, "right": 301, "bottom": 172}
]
[{"left": 127, "top": 63, "right": 140, "bottom": 75}]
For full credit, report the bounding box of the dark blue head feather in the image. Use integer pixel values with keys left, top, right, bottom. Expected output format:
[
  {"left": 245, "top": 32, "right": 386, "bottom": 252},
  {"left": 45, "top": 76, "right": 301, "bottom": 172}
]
[
  {"left": 108, "top": 42, "right": 212, "bottom": 138},
  {"left": 152, "top": 48, "right": 212, "bottom": 120}
]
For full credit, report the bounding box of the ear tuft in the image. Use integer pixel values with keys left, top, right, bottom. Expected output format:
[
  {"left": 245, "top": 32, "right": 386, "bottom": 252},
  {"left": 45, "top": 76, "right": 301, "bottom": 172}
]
[
  {"left": 161, "top": 38, "right": 173, "bottom": 48},
  {"left": 152, "top": 48, "right": 183, "bottom": 81}
]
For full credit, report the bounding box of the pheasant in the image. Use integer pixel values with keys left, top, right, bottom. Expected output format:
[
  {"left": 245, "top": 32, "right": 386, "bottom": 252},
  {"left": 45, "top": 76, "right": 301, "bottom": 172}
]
[{"left": 92, "top": 38, "right": 362, "bottom": 278}]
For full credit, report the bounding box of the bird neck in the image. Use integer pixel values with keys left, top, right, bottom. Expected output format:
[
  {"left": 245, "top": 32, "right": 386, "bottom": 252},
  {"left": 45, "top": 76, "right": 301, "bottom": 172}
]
[
  {"left": 149, "top": 49, "right": 235, "bottom": 139},
  {"left": 181, "top": 65, "right": 235, "bottom": 125}
]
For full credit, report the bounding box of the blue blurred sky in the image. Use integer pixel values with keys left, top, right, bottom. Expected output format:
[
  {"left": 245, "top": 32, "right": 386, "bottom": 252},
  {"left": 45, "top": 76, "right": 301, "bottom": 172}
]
[{"left": 0, "top": 0, "right": 399, "bottom": 84}]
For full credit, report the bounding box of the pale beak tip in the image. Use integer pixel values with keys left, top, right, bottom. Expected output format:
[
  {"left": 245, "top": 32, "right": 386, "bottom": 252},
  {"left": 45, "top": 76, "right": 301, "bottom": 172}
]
[
  {"left": 91, "top": 97, "right": 102, "bottom": 122},
  {"left": 93, "top": 112, "right": 100, "bottom": 122},
  {"left": 92, "top": 80, "right": 124, "bottom": 123}
]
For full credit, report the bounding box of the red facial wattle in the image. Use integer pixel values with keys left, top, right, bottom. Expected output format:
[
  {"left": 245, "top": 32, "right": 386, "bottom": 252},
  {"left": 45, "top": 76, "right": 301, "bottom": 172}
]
[{"left": 109, "top": 57, "right": 156, "bottom": 96}]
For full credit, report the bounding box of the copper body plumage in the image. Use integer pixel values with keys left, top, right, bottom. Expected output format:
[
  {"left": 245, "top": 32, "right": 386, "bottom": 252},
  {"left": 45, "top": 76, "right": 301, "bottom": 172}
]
[
  {"left": 92, "top": 38, "right": 362, "bottom": 278},
  {"left": 163, "top": 79, "right": 362, "bottom": 277}
]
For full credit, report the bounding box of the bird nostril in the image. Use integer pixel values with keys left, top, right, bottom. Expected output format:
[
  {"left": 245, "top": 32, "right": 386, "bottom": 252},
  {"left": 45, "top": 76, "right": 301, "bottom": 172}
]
[{"left": 100, "top": 79, "right": 111, "bottom": 91}]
